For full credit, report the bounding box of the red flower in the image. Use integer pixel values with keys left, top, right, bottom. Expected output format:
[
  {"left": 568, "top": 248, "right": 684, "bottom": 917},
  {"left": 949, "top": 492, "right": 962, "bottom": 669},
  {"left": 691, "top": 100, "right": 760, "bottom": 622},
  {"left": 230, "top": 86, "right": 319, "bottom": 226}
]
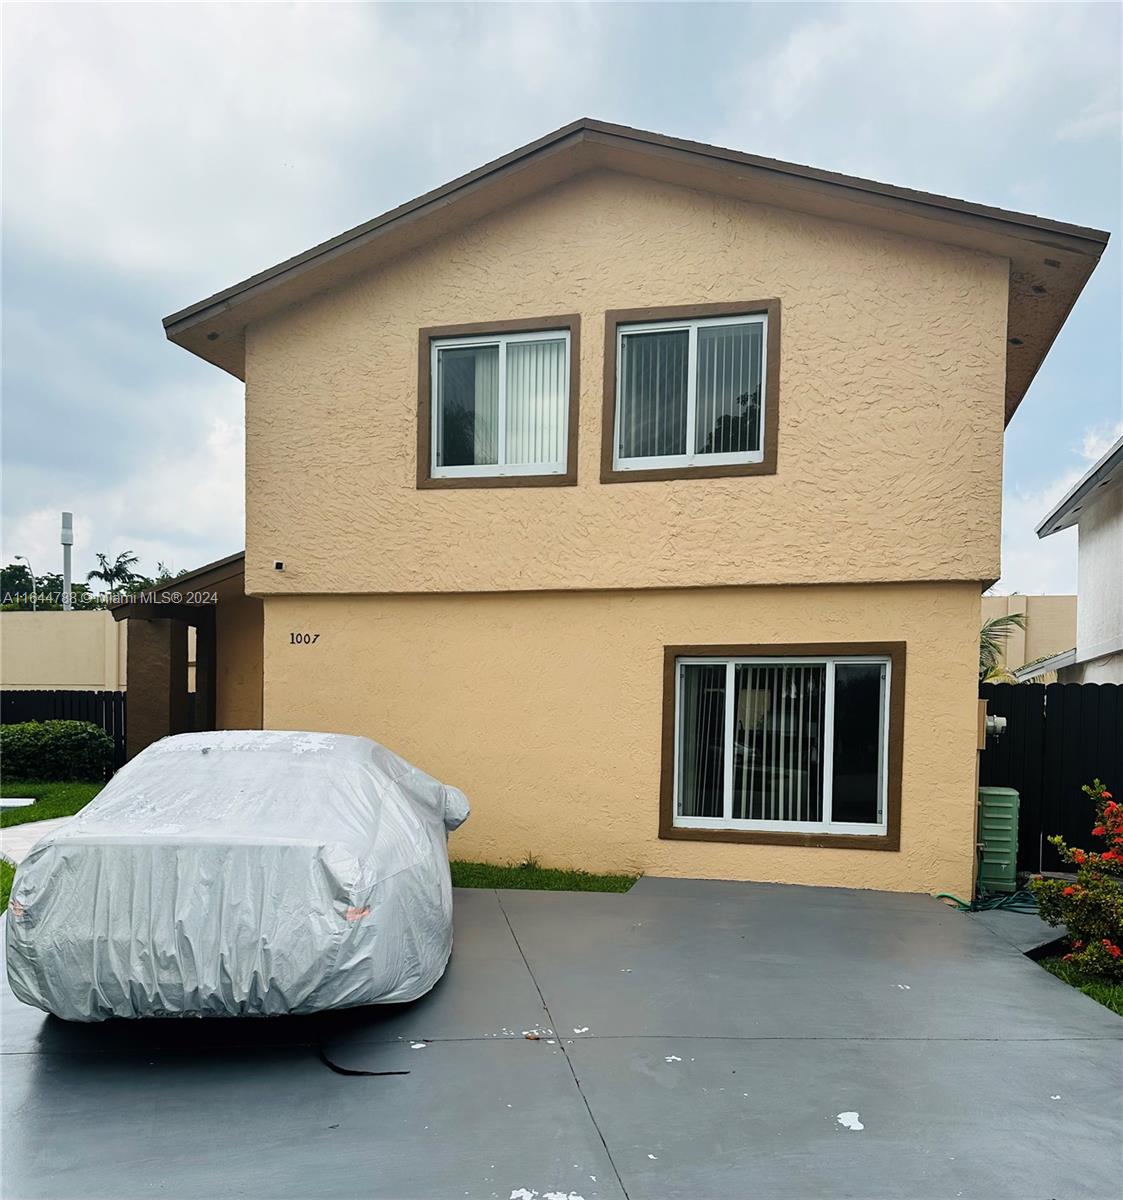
[
  {"left": 1062, "top": 953, "right": 1074, "bottom": 962},
  {"left": 1101, "top": 940, "right": 1122, "bottom": 959},
  {"left": 1092, "top": 826, "right": 1106, "bottom": 836},
  {"left": 1102, "top": 850, "right": 1119, "bottom": 862},
  {"left": 1102, "top": 791, "right": 1113, "bottom": 800},
  {"left": 1062, "top": 885, "right": 1077, "bottom": 896}
]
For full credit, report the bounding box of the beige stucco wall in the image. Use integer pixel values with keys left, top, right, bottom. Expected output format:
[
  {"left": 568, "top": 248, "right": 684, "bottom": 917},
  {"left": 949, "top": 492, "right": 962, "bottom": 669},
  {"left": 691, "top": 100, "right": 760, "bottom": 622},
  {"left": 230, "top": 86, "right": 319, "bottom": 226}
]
[
  {"left": 261, "top": 581, "right": 982, "bottom": 895},
  {"left": 215, "top": 580, "right": 264, "bottom": 730},
  {"left": 0, "top": 610, "right": 126, "bottom": 690},
  {"left": 245, "top": 170, "right": 1008, "bottom": 597},
  {"left": 981, "top": 594, "right": 1077, "bottom": 669}
]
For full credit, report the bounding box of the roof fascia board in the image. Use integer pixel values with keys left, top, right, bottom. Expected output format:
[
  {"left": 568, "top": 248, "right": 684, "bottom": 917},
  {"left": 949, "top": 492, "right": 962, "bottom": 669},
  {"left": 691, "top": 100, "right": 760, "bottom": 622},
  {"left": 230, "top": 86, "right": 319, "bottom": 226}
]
[
  {"left": 1036, "top": 436, "right": 1123, "bottom": 536},
  {"left": 166, "top": 119, "right": 1108, "bottom": 341},
  {"left": 108, "top": 551, "right": 246, "bottom": 613},
  {"left": 581, "top": 123, "right": 1109, "bottom": 252},
  {"left": 164, "top": 125, "right": 588, "bottom": 338}
]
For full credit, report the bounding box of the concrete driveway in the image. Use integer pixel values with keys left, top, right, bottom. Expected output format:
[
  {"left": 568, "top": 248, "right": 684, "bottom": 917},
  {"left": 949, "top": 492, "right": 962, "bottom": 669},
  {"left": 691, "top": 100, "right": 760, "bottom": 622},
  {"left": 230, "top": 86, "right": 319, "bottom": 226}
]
[{"left": 3, "top": 878, "right": 1120, "bottom": 1199}]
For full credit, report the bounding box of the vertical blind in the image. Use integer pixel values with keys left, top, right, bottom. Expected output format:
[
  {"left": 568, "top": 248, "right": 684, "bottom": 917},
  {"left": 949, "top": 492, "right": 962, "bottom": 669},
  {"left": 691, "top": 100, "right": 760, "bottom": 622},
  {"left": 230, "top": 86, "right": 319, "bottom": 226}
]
[
  {"left": 677, "top": 659, "right": 885, "bottom": 828},
  {"left": 732, "top": 664, "right": 825, "bottom": 822},
  {"left": 436, "top": 335, "right": 566, "bottom": 469},
  {"left": 505, "top": 337, "right": 567, "bottom": 467},
  {"left": 618, "top": 329, "right": 689, "bottom": 459},
  {"left": 678, "top": 663, "right": 725, "bottom": 818},
  {"left": 435, "top": 345, "right": 499, "bottom": 467},
  {"left": 695, "top": 323, "right": 762, "bottom": 455}
]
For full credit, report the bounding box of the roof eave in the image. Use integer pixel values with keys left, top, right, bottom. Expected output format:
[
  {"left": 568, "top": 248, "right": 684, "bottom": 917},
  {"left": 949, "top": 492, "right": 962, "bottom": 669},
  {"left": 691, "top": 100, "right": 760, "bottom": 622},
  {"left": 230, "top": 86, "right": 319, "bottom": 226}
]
[
  {"left": 1036, "top": 437, "right": 1123, "bottom": 537},
  {"left": 162, "top": 118, "right": 1111, "bottom": 412}
]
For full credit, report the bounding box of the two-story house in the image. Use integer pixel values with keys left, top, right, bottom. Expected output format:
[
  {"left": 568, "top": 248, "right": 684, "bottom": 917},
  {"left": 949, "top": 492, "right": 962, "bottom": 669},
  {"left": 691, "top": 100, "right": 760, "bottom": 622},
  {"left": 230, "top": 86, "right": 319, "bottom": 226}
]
[
  {"left": 1027, "top": 435, "right": 1123, "bottom": 683},
  {"left": 148, "top": 119, "right": 1108, "bottom": 896}
]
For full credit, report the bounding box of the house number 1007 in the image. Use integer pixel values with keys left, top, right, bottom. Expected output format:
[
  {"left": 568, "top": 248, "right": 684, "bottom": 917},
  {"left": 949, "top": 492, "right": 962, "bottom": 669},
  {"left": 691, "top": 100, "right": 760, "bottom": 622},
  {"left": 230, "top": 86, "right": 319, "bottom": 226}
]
[{"left": 289, "top": 633, "right": 320, "bottom": 644}]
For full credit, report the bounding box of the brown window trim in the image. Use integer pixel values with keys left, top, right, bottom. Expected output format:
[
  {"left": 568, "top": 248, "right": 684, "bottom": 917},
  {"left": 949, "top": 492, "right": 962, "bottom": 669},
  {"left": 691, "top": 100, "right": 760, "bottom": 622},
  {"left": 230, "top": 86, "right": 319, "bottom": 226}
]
[
  {"left": 601, "top": 300, "right": 780, "bottom": 484},
  {"left": 658, "top": 641, "right": 904, "bottom": 851},
  {"left": 417, "top": 315, "right": 580, "bottom": 489}
]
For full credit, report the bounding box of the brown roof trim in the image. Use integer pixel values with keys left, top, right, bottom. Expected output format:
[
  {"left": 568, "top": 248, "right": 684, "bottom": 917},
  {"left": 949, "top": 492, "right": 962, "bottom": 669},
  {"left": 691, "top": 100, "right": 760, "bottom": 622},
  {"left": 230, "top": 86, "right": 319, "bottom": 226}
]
[
  {"left": 109, "top": 550, "right": 245, "bottom": 615},
  {"left": 585, "top": 122, "right": 1109, "bottom": 247},
  {"left": 163, "top": 117, "right": 1108, "bottom": 338},
  {"left": 164, "top": 119, "right": 1109, "bottom": 421},
  {"left": 163, "top": 121, "right": 589, "bottom": 337}
]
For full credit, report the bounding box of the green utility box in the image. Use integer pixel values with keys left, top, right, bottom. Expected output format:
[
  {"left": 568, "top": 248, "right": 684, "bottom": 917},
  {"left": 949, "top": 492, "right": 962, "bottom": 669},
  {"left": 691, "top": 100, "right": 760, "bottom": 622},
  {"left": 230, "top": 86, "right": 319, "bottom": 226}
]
[{"left": 977, "top": 786, "right": 1020, "bottom": 894}]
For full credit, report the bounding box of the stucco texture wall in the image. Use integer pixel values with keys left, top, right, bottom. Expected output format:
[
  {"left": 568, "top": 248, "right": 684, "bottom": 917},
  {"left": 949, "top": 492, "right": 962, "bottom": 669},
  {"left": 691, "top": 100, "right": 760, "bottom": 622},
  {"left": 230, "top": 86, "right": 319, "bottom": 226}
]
[
  {"left": 0, "top": 610, "right": 126, "bottom": 690},
  {"left": 1076, "top": 482, "right": 1123, "bottom": 671},
  {"left": 262, "top": 582, "right": 982, "bottom": 895},
  {"left": 245, "top": 171, "right": 1008, "bottom": 598},
  {"left": 215, "top": 581, "right": 264, "bottom": 730}
]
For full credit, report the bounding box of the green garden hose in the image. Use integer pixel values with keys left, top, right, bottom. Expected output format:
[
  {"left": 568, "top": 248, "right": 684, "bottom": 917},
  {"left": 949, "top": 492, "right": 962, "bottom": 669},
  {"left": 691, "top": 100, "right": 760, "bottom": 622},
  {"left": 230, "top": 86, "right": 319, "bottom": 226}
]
[{"left": 936, "top": 888, "right": 1039, "bottom": 914}]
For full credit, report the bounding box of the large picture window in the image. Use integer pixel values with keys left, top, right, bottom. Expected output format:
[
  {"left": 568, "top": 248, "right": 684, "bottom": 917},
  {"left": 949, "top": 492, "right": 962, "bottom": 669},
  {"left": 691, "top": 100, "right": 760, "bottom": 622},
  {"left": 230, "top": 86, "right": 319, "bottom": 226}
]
[
  {"left": 601, "top": 301, "right": 779, "bottom": 482},
  {"left": 660, "top": 644, "right": 904, "bottom": 848},
  {"left": 418, "top": 317, "right": 579, "bottom": 488}
]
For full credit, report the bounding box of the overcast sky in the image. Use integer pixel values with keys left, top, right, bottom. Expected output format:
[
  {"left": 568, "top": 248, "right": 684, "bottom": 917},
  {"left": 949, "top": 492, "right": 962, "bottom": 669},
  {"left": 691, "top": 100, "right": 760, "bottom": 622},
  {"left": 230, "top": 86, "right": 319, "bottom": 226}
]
[{"left": 3, "top": 1, "right": 1120, "bottom": 594}]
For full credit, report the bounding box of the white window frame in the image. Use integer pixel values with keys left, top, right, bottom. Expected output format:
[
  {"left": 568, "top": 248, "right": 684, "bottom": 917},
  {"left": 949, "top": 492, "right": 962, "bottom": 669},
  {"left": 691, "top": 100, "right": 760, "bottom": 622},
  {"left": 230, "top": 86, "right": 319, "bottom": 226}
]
[
  {"left": 672, "top": 654, "right": 890, "bottom": 836},
  {"left": 613, "top": 312, "right": 767, "bottom": 472},
  {"left": 430, "top": 328, "right": 571, "bottom": 479}
]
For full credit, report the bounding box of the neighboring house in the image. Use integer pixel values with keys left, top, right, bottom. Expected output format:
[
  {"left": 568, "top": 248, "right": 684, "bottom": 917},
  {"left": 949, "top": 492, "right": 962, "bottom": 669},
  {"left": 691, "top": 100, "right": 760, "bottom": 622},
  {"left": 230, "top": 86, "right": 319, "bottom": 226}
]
[
  {"left": 981, "top": 594, "right": 1076, "bottom": 675},
  {"left": 1026, "top": 436, "right": 1123, "bottom": 683},
  {"left": 152, "top": 119, "right": 1107, "bottom": 895},
  {"left": 0, "top": 610, "right": 127, "bottom": 691}
]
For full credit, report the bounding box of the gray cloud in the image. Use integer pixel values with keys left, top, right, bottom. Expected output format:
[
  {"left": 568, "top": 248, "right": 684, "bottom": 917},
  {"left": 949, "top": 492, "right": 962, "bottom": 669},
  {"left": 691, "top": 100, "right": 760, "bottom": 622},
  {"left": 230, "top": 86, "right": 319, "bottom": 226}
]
[{"left": 3, "top": 2, "right": 1119, "bottom": 590}]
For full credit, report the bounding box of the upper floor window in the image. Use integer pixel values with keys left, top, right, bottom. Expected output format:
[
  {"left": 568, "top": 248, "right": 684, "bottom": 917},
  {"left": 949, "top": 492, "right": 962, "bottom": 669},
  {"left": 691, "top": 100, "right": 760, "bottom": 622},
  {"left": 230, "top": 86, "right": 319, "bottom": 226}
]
[
  {"left": 419, "top": 317, "right": 579, "bottom": 489},
  {"left": 601, "top": 301, "right": 779, "bottom": 483}
]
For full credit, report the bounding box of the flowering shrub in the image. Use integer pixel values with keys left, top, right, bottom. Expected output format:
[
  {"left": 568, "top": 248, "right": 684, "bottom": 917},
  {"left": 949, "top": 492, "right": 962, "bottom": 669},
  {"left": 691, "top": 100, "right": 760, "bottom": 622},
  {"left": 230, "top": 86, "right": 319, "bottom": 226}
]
[{"left": 1032, "top": 780, "right": 1123, "bottom": 982}]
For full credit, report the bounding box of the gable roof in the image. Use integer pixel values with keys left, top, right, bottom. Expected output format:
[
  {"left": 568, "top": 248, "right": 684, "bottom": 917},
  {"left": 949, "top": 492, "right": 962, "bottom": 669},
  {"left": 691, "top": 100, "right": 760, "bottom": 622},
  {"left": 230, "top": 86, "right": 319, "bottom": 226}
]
[
  {"left": 1037, "top": 435, "right": 1123, "bottom": 537},
  {"left": 163, "top": 117, "right": 1109, "bottom": 424}
]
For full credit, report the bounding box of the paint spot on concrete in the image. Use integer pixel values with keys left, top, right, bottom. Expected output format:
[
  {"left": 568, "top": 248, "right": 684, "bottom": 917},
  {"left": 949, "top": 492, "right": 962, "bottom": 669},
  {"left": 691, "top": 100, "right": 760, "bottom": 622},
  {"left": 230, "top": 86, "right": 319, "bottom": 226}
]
[
  {"left": 1051, "top": 1094, "right": 1061, "bottom": 1100},
  {"left": 647, "top": 1153, "right": 658, "bottom": 1160},
  {"left": 895, "top": 984, "right": 911, "bottom": 990},
  {"left": 411, "top": 1042, "right": 426, "bottom": 1050},
  {"left": 665, "top": 1055, "right": 682, "bottom": 1063},
  {"left": 836, "top": 1111, "right": 864, "bottom": 1131},
  {"left": 573, "top": 1026, "right": 589, "bottom": 1033}
]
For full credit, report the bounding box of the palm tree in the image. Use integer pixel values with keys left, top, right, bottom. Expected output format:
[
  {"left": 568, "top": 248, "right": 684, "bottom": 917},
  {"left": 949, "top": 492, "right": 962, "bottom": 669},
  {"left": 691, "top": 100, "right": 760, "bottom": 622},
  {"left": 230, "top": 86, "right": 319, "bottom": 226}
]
[
  {"left": 87, "top": 550, "right": 140, "bottom": 594},
  {"left": 979, "top": 612, "right": 1026, "bottom": 683}
]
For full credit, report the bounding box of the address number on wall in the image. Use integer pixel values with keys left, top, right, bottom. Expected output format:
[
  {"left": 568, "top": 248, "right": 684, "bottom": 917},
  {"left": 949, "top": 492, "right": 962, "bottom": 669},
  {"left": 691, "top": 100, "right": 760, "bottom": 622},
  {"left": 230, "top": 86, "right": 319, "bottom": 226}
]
[{"left": 289, "top": 633, "right": 321, "bottom": 644}]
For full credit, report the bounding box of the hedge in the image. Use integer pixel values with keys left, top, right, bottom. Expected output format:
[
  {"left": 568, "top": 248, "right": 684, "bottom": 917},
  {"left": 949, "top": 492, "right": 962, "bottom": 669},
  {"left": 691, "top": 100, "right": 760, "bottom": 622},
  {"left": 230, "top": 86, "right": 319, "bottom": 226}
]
[{"left": 0, "top": 720, "right": 114, "bottom": 781}]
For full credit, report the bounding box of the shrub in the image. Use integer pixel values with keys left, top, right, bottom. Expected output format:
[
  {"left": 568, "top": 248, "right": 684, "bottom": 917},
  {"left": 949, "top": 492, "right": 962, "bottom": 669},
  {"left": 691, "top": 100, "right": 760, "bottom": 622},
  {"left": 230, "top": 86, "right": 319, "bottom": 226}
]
[
  {"left": 0, "top": 720, "right": 114, "bottom": 781},
  {"left": 1032, "top": 779, "right": 1123, "bottom": 982}
]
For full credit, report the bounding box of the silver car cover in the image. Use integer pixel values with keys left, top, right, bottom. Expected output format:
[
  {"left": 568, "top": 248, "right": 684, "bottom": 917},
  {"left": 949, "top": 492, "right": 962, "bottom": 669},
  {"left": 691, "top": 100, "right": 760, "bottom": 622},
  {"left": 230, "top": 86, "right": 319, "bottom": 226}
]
[{"left": 5, "top": 731, "right": 469, "bottom": 1021}]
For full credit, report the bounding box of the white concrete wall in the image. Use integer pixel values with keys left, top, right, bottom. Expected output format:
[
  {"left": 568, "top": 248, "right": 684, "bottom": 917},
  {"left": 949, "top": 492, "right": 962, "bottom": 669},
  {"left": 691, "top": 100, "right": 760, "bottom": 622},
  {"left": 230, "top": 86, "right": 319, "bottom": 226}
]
[{"left": 1074, "top": 480, "right": 1123, "bottom": 683}]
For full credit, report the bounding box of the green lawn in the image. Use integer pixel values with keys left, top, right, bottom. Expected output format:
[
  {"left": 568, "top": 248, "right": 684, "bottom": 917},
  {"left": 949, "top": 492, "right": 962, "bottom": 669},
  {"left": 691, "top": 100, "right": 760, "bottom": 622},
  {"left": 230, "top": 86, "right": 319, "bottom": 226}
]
[
  {"left": 1, "top": 780, "right": 104, "bottom": 829},
  {"left": 1, "top": 860, "right": 13, "bottom": 913},
  {"left": 1040, "top": 957, "right": 1123, "bottom": 1018},
  {"left": 0, "top": 783, "right": 638, "bottom": 900},
  {"left": 451, "top": 859, "right": 638, "bottom": 893}
]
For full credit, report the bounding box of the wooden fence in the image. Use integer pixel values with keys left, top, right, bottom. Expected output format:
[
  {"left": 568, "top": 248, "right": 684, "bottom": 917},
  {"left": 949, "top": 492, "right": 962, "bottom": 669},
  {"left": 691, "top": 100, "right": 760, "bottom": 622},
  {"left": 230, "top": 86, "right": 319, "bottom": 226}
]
[
  {"left": 979, "top": 682, "right": 1122, "bottom": 873},
  {"left": 1, "top": 689, "right": 128, "bottom": 771}
]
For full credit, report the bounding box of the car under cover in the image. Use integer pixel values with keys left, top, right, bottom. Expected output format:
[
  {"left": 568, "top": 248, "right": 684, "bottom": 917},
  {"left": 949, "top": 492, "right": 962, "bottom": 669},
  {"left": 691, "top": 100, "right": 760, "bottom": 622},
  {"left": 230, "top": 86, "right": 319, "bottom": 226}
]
[{"left": 5, "top": 730, "right": 469, "bottom": 1021}]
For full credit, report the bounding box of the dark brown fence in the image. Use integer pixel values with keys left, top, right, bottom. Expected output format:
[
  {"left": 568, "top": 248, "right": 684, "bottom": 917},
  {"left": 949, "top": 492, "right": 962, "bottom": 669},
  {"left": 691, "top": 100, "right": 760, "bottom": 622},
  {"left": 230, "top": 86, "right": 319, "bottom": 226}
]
[
  {"left": 1, "top": 689, "right": 127, "bottom": 771},
  {"left": 979, "top": 682, "right": 1122, "bottom": 873}
]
